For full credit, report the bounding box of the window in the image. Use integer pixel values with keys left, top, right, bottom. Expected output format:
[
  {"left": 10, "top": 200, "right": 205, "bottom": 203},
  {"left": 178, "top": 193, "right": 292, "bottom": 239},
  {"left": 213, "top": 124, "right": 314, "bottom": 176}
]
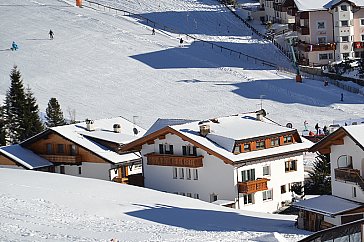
[
  {"left": 180, "top": 192, "right": 185, "bottom": 196},
  {"left": 210, "top": 193, "right": 218, "bottom": 202},
  {"left": 342, "top": 36, "right": 349, "bottom": 42},
  {"left": 243, "top": 143, "right": 251, "bottom": 152},
  {"left": 193, "top": 169, "right": 198, "bottom": 180},
  {"left": 193, "top": 193, "right": 199, "bottom": 199},
  {"left": 233, "top": 145, "right": 241, "bottom": 154},
  {"left": 281, "top": 185, "right": 286, "bottom": 194},
  {"left": 187, "top": 193, "right": 192, "bottom": 197},
  {"left": 341, "top": 20, "right": 349, "bottom": 27},
  {"left": 270, "top": 138, "right": 279, "bottom": 147},
  {"left": 69, "top": 144, "right": 77, "bottom": 155},
  {"left": 173, "top": 167, "right": 177, "bottom": 179},
  {"left": 353, "top": 187, "right": 357, "bottom": 198},
  {"left": 319, "top": 53, "right": 333, "bottom": 60},
  {"left": 159, "top": 144, "right": 174, "bottom": 154},
  {"left": 263, "top": 165, "right": 270, "bottom": 176},
  {"left": 242, "top": 169, "right": 255, "bottom": 182},
  {"left": 256, "top": 140, "right": 265, "bottom": 150},
  {"left": 341, "top": 4, "right": 347, "bottom": 11},
  {"left": 318, "top": 36, "right": 327, "bottom": 44},
  {"left": 243, "top": 194, "right": 254, "bottom": 205},
  {"left": 263, "top": 190, "right": 273, "bottom": 201},
  {"left": 182, "top": 145, "right": 197, "bottom": 156},
  {"left": 285, "top": 160, "right": 297, "bottom": 172},
  {"left": 283, "top": 135, "right": 292, "bottom": 144},
  {"left": 46, "top": 143, "right": 52, "bottom": 154},
  {"left": 317, "top": 21, "right": 325, "bottom": 29},
  {"left": 362, "top": 35, "right": 364, "bottom": 41},
  {"left": 361, "top": 19, "right": 364, "bottom": 26},
  {"left": 179, "top": 168, "right": 184, "bottom": 179},
  {"left": 60, "top": 166, "right": 65, "bottom": 174},
  {"left": 57, "top": 144, "right": 65, "bottom": 154},
  {"left": 78, "top": 166, "right": 82, "bottom": 175},
  {"left": 186, "top": 168, "right": 191, "bottom": 180}
]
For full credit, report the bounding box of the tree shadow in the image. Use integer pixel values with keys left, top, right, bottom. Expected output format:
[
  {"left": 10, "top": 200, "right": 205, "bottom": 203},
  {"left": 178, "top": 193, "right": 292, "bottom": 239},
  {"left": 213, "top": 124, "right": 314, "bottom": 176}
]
[
  {"left": 127, "top": 203, "right": 309, "bottom": 235},
  {"left": 130, "top": 41, "right": 282, "bottom": 70},
  {"left": 218, "top": 78, "right": 364, "bottom": 106}
]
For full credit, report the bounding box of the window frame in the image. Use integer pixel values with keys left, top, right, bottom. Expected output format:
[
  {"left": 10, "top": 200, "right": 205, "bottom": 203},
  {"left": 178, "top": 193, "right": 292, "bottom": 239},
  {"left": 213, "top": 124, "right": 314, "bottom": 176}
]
[
  {"left": 341, "top": 20, "right": 349, "bottom": 27},
  {"left": 285, "top": 160, "right": 297, "bottom": 172},
  {"left": 263, "top": 165, "right": 271, "bottom": 176},
  {"left": 256, "top": 140, "right": 265, "bottom": 150},
  {"left": 179, "top": 167, "right": 184, "bottom": 179},
  {"left": 281, "top": 184, "right": 286, "bottom": 194},
  {"left": 340, "top": 4, "right": 347, "bottom": 11},
  {"left": 186, "top": 168, "right": 191, "bottom": 180},
  {"left": 263, "top": 189, "right": 273, "bottom": 201},
  {"left": 173, "top": 167, "right": 178, "bottom": 179},
  {"left": 193, "top": 169, "right": 199, "bottom": 180},
  {"left": 270, "top": 137, "right": 279, "bottom": 147},
  {"left": 243, "top": 143, "right": 251, "bottom": 152},
  {"left": 317, "top": 36, "right": 327, "bottom": 44},
  {"left": 361, "top": 19, "right": 364, "bottom": 26},
  {"left": 317, "top": 21, "right": 326, "bottom": 30},
  {"left": 241, "top": 169, "right": 255, "bottom": 182},
  {"left": 57, "top": 144, "right": 65, "bottom": 154},
  {"left": 283, "top": 135, "right": 293, "bottom": 144},
  {"left": 243, "top": 193, "right": 254, "bottom": 205},
  {"left": 341, "top": 36, "right": 349, "bottom": 42}
]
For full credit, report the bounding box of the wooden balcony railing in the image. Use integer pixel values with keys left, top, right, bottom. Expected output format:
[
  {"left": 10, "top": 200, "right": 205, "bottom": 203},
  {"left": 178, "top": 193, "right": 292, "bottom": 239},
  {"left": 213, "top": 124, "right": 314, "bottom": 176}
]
[
  {"left": 112, "top": 177, "right": 129, "bottom": 184},
  {"left": 238, "top": 178, "right": 269, "bottom": 194},
  {"left": 146, "top": 153, "right": 203, "bottom": 168},
  {"left": 297, "top": 42, "right": 336, "bottom": 52},
  {"left": 335, "top": 168, "right": 364, "bottom": 191},
  {"left": 40, "top": 154, "right": 81, "bottom": 164}
]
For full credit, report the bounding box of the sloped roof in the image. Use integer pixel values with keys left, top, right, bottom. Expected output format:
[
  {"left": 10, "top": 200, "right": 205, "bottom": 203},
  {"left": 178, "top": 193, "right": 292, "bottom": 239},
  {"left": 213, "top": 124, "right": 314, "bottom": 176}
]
[
  {"left": 294, "top": 0, "right": 364, "bottom": 11},
  {"left": 144, "top": 118, "right": 195, "bottom": 136},
  {"left": 293, "top": 195, "right": 363, "bottom": 216},
  {"left": 0, "top": 145, "right": 53, "bottom": 169}
]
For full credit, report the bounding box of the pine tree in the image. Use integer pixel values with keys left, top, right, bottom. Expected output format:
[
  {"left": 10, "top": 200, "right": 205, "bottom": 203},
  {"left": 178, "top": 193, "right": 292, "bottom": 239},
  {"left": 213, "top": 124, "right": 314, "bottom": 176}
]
[
  {"left": 0, "top": 105, "right": 6, "bottom": 146},
  {"left": 45, "top": 98, "right": 65, "bottom": 127},
  {"left": 305, "top": 154, "right": 331, "bottom": 195},
  {"left": 4, "top": 66, "right": 26, "bottom": 144},
  {"left": 21, "top": 86, "right": 44, "bottom": 141}
]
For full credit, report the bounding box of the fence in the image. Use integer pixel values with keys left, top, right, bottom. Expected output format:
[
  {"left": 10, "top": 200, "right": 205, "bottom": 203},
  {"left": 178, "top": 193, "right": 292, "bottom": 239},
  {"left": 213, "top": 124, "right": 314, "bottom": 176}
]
[{"left": 83, "top": 0, "right": 362, "bottom": 95}]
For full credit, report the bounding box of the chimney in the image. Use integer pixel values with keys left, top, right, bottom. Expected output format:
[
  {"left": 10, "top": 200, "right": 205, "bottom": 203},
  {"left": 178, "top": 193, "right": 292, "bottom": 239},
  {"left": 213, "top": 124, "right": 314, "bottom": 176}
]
[
  {"left": 256, "top": 109, "right": 266, "bottom": 121},
  {"left": 85, "top": 119, "right": 95, "bottom": 131},
  {"left": 199, "top": 124, "right": 210, "bottom": 137},
  {"left": 113, "top": 123, "right": 122, "bottom": 133}
]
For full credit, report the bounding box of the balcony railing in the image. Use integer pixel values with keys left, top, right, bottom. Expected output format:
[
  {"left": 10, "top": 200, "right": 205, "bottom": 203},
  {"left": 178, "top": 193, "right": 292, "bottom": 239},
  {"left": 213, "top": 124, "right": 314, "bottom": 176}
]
[
  {"left": 146, "top": 153, "right": 203, "bottom": 168},
  {"left": 335, "top": 168, "right": 364, "bottom": 191},
  {"left": 238, "top": 178, "right": 269, "bottom": 194},
  {"left": 297, "top": 42, "right": 336, "bottom": 52},
  {"left": 112, "top": 177, "right": 129, "bottom": 184},
  {"left": 40, "top": 154, "right": 82, "bottom": 163}
]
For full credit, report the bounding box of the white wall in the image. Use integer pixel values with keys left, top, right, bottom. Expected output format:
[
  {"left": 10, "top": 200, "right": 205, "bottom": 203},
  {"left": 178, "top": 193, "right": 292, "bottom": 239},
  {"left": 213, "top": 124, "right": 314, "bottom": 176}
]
[
  {"left": 55, "top": 162, "right": 114, "bottom": 180},
  {"left": 331, "top": 135, "right": 364, "bottom": 203},
  {"left": 0, "top": 165, "right": 24, "bottom": 170},
  {"left": 237, "top": 155, "right": 304, "bottom": 213},
  {"left": 142, "top": 133, "right": 236, "bottom": 202}
]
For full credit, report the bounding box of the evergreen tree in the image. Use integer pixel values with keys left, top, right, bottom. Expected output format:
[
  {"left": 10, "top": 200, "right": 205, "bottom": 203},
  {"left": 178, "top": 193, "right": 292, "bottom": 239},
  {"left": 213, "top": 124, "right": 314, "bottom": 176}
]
[
  {"left": 305, "top": 153, "right": 331, "bottom": 195},
  {"left": 358, "top": 59, "right": 364, "bottom": 79},
  {"left": 45, "top": 97, "right": 65, "bottom": 127},
  {"left": 0, "top": 105, "right": 6, "bottom": 146},
  {"left": 4, "top": 66, "right": 26, "bottom": 144},
  {"left": 21, "top": 86, "right": 44, "bottom": 141}
]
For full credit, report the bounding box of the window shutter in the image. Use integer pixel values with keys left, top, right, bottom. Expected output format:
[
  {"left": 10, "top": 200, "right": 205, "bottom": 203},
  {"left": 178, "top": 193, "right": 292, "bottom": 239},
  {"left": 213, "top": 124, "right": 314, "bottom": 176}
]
[{"left": 159, "top": 144, "right": 164, "bottom": 154}]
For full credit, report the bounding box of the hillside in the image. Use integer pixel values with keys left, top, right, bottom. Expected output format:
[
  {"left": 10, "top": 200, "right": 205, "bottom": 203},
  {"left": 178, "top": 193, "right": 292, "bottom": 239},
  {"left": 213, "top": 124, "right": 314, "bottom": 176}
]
[
  {"left": 0, "top": 0, "right": 363, "bottom": 131},
  {"left": 0, "top": 168, "right": 310, "bottom": 241}
]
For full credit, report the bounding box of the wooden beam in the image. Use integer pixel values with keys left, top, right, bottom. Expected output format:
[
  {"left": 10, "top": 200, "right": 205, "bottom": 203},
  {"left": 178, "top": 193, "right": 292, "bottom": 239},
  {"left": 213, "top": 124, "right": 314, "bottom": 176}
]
[
  {"left": 332, "top": 139, "right": 344, "bottom": 145},
  {"left": 146, "top": 140, "right": 154, "bottom": 145},
  {"left": 158, "top": 135, "right": 165, "bottom": 140},
  {"left": 318, "top": 148, "right": 331, "bottom": 154}
]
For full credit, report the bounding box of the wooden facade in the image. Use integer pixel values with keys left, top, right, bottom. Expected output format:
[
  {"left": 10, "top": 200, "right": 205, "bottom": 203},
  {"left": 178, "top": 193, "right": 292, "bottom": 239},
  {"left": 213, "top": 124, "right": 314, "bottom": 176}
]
[
  {"left": 146, "top": 153, "right": 203, "bottom": 168},
  {"left": 238, "top": 178, "right": 269, "bottom": 194},
  {"left": 0, "top": 155, "right": 19, "bottom": 167}
]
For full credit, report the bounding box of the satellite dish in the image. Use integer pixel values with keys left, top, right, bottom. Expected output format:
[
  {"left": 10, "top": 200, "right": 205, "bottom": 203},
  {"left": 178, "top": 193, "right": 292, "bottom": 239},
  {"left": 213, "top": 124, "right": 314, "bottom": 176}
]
[
  {"left": 133, "top": 127, "right": 139, "bottom": 135},
  {"left": 286, "top": 123, "right": 293, "bottom": 128}
]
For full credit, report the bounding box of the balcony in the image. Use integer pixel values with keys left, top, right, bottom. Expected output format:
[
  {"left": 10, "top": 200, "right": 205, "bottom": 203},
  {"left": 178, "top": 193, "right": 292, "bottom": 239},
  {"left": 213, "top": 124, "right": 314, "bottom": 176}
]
[
  {"left": 297, "top": 42, "right": 336, "bottom": 52},
  {"left": 146, "top": 153, "right": 203, "bottom": 168},
  {"left": 335, "top": 168, "right": 364, "bottom": 191},
  {"left": 296, "top": 26, "right": 310, "bottom": 35},
  {"left": 40, "top": 154, "right": 82, "bottom": 164},
  {"left": 238, "top": 178, "right": 269, "bottom": 194}
]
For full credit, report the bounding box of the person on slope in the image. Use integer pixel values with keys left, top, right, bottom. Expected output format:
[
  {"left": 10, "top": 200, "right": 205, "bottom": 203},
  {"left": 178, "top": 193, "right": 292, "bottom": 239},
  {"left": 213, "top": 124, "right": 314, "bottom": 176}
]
[
  {"left": 179, "top": 38, "right": 184, "bottom": 47},
  {"left": 49, "top": 29, "right": 54, "bottom": 40},
  {"left": 152, "top": 28, "right": 155, "bottom": 35},
  {"left": 11, "top": 41, "right": 18, "bottom": 51}
]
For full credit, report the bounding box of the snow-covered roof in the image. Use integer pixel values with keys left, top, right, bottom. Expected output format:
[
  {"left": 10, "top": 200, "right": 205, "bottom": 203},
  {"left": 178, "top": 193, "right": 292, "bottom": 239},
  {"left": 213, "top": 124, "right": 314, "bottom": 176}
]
[
  {"left": 144, "top": 118, "right": 195, "bottom": 136},
  {"left": 295, "top": 0, "right": 364, "bottom": 11},
  {"left": 211, "top": 200, "right": 235, "bottom": 206},
  {"left": 343, "top": 124, "right": 364, "bottom": 147},
  {"left": 293, "top": 195, "right": 363, "bottom": 216},
  {"left": 0, "top": 145, "right": 53, "bottom": 169}
]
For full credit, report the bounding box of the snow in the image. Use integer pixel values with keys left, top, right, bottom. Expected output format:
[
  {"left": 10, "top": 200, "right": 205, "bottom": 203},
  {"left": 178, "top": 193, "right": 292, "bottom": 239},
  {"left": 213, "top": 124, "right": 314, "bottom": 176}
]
[
  {"left": 342, "top": 124, "right": 364, "bottom": 148},
  {"left": 1, "top": 0, "right": 363, "bottom": 134},
  {"left": 0, "top": 168, "right": 310, "bottom": 241},
  {"left": 144, "top": 118, "right": 196, "bottom": 136},
  {"left": 293, "top": 195, "right": 363, "bottom": 216},
  {"left": 294, "top": 0, "right": 328, "bottom": 11},
  {"left": 0, "top": 145, "right": 53, "bottom": 169}
]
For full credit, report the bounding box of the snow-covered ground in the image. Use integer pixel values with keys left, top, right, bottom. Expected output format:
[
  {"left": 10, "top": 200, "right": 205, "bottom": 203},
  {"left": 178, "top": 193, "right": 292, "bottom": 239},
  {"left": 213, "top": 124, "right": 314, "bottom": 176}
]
[
  {"left": 0, "top": 168, "right": 310, "bottom": 241},
  {"left": 0, "top": 0, "right": 363, "bottom": 132}
]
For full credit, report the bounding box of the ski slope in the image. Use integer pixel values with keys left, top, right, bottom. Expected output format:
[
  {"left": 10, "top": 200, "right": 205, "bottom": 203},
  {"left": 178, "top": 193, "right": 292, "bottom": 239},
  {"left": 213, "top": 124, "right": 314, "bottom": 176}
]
[
  {"left": 0, "top": 168, "right": 310, "bottom": 241},
  {"left": 0, "top": 0, "right": 363, "bottom": 132}
]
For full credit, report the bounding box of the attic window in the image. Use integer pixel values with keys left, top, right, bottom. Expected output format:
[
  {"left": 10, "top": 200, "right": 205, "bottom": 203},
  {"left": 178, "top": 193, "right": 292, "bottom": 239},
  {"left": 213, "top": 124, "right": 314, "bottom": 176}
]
[
  {"left": 256, "top": 140, "right": 265, "bottom": 150},
  {"left": 283, "top": 135, "right": 292, "bottom": 144},
  {"left": 183, "top": 145, "right": 197, "bottom": 156},
  {"left": 270, "top": 138, "right": 279, "bottom": 147},
  {"left": 341, "top": 5, "right": 347, "bottom": 11},
  {"left": 233, "top": 145, "right": 241, "bottom": 154},
  {"left": 159, "top": 144, "right": 173, "bottom": 155}
]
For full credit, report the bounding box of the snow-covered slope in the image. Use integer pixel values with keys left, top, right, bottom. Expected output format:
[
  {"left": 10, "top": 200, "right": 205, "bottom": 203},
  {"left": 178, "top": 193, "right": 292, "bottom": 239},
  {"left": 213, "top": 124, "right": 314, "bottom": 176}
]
[
  {"left": 0, "top": 168, "right": 310, "bottom": 241},
  {"left": 0, "top": 0, "right": 363, "bottom": 132}
]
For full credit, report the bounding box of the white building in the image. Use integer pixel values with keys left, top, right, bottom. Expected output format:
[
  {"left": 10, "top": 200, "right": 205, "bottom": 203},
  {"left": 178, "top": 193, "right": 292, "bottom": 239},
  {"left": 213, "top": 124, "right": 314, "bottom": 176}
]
[
  {"left": 122, "top": 112, "right": 312, "bottom": 213},
  {"left": 0, "top": 117, "right": 146, "bottom": 185},
  {"left": 295, "top": 124, "right": 364, "bottom": 231}
]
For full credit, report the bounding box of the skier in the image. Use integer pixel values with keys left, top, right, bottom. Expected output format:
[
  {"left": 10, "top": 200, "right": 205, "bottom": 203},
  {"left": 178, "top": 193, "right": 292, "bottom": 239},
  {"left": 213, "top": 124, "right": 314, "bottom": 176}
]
[
  {"left": 179, "top": 38, "right": 184, "bottom": 47},
  {"left": 49, "top": 29, "right": 54, "bottom": 40},
  {"left": 315, "top": 123, "right": 319, "bottom": 135},
  {"left": 11, "top": 41, "right": 18, "bottom": 51},
  {"left": 152, "top": 28, "right": 155, "bottom": 35},
  {"left": 340, "top": 93, "right": 344, "bottom": 102}
]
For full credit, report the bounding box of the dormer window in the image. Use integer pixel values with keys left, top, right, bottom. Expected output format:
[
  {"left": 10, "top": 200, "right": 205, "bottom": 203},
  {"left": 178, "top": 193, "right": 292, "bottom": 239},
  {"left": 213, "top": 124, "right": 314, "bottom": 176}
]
[
  {"left": 244, "top": 143, "right": 251, "bottom": 152},
  {"left": 182, "top": 145, "right": 197, "bottom": 156},
  {"left": 159, "top": 144, "right": 174, "bottom": 154},
  {"left": 270, "top": 137, "right": 279, "bottom": 147},
  {"left": 283, "top": 135, "right": 292, "bottom": 144},
  {"left": 341, "top": 5, "right": 347, "bottom": 11},
  {"left": 233, "top": 145, "right": 241, "bottom": 154},
  {"left": 256, "top": 140, "right": 265, "bottom": 150}
]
